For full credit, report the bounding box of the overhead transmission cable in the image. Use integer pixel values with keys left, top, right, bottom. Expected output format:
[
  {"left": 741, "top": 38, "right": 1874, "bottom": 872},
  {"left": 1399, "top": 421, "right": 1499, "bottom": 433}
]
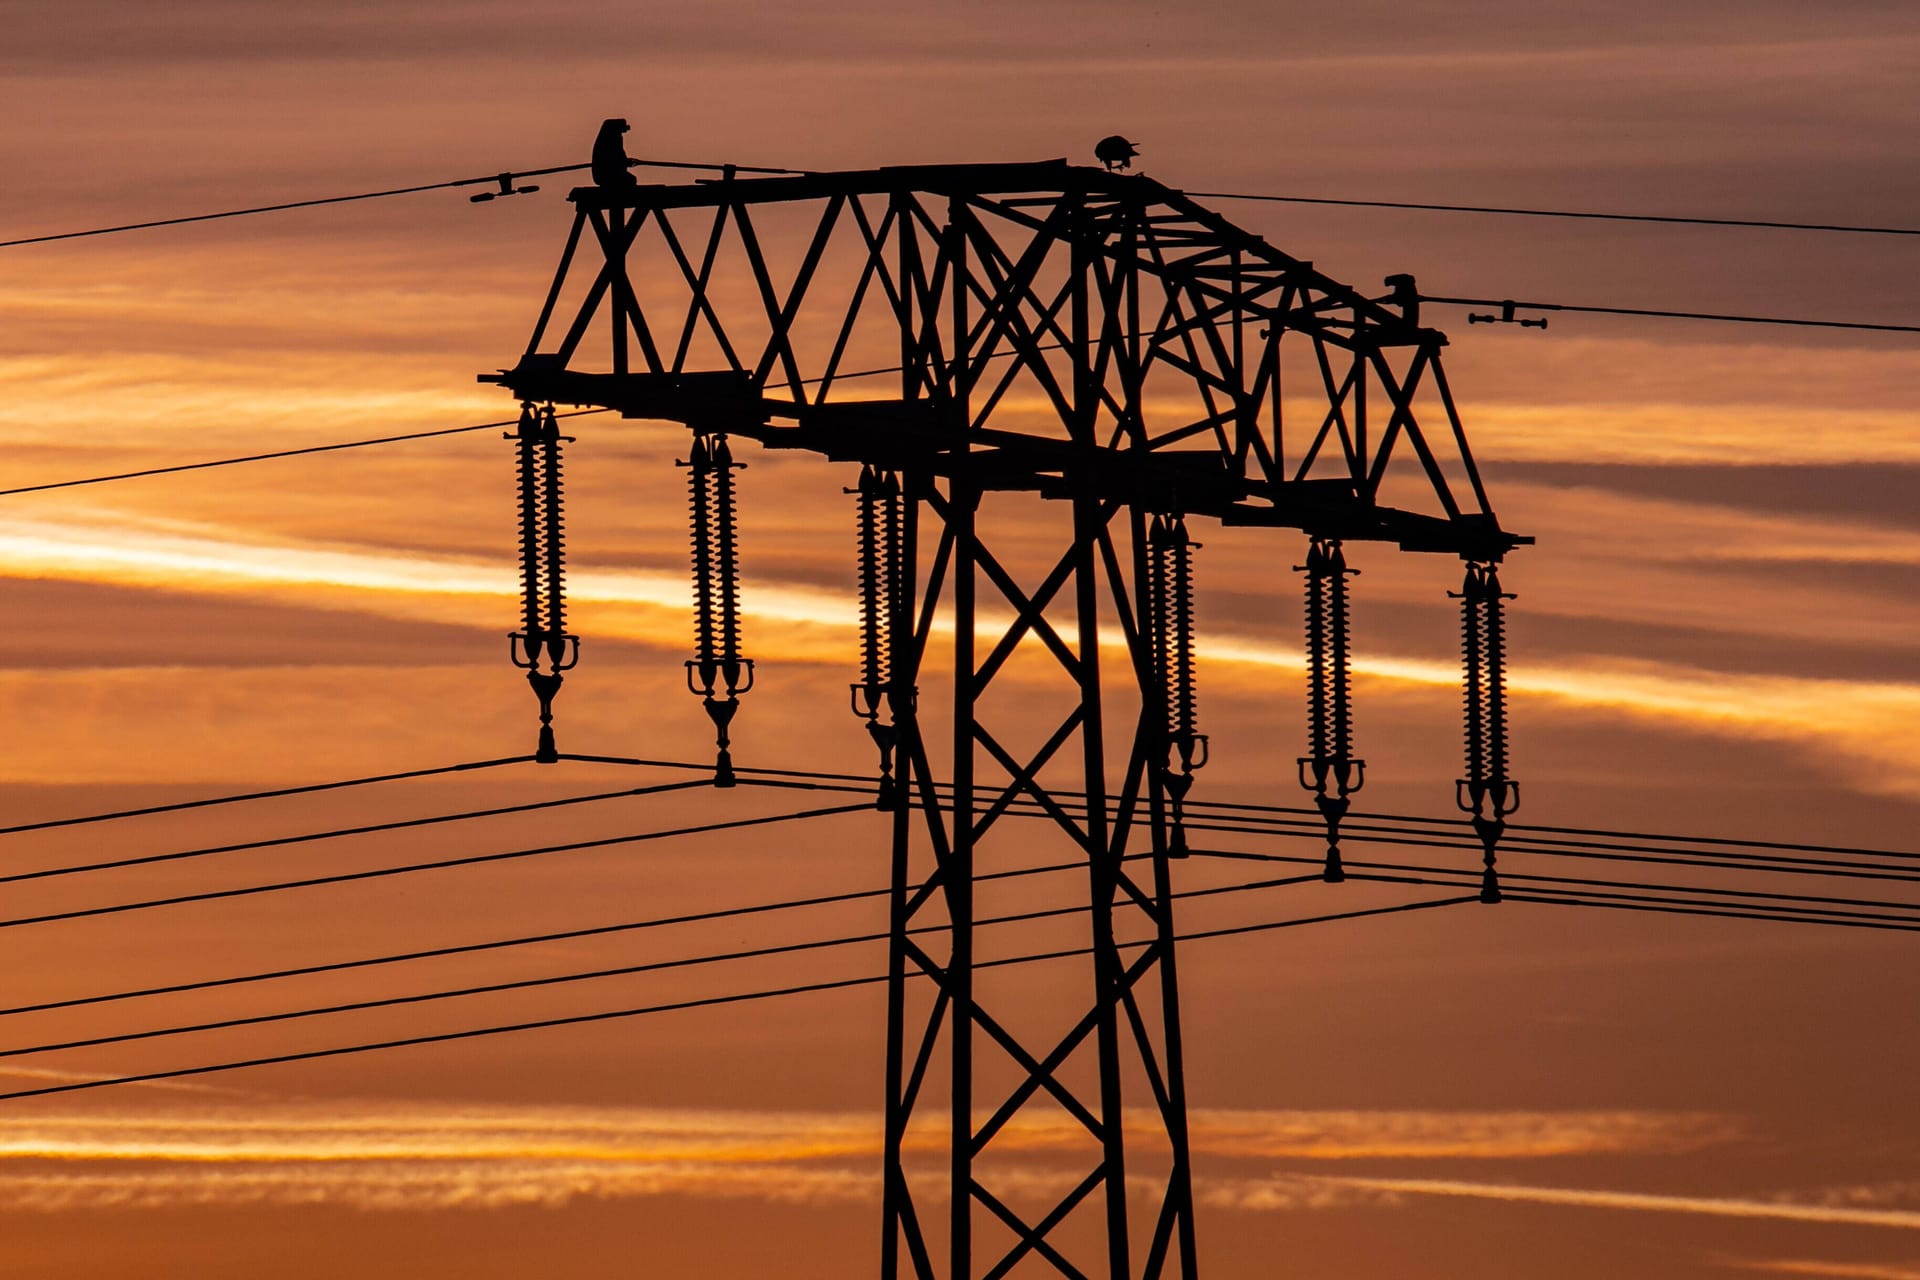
[
  {"left": 1186, "top": 189, "right": 1920, "bottom": 238},
  {"left": 1166, "top": 813, "right": 1920, "bottom": 884},
  {"left": 13, "top": 768, "right": 1913, "bottom": 933},
  {"left": 3, "top": 270, "right": 1912, "bottom": 506},
  {"left": 0, "top": 776, "right": 740, "bottom": 887},
  {"left": 0, "top": 155, "right": 802, "bottom": 250},
  {"left": 0, "top": 796, "right": 859, "bottom": 933},
  {"left": 0, "top": 893, "right": 1473, "bottom": 1103},
  {"left": 729, "top": 760, "right": 1920, "bottom": 867},
  {"left": 14, "top": 751, "right": 1920, "bottom": 881},
  {"left": 17, "top": 839, "right": 1915, "bottom": 1065},
  {"left": 617, "top": 754, "right": 1920, "bottom": 871},
  {"left": 0, "top": 410, "right": 612, "bottom": 498},
  {"left": 20, "top": 827, "right": 1911, "bottom": 1027},
  {"left": 0, "top": 755, "right": 535, "bottom": 836},
  {"left": 6, "top": 156, "right": 1910, "bottom": 254},
  {"left": 1185, "top": 847, "right": 1920, "bottom": 927},
  {"left": 0, "top": 870, "right": 1331, "bottom": 1061},
  {"left": 9, "top": 784, "right": 1912, "bottom": 1026},
  {"left": 726, "top": 770, "right": 1920, "bottom": 883},
  {"left": 0, "top": 336, "right": 1130, "bottom": 499},
  {"left": 1419, "top": 294, "right": 1920, "bottom": 336},
  {"left": 0, "top": 851, "right": 1159, "bottom": 1019}
]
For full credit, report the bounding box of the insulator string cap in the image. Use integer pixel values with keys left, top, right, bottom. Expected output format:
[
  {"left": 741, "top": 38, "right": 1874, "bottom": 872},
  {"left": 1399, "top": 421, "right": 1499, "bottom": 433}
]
[
  {"left": 505, "top": 402, "right": 577, "bottom": 763},
  {"left": 848, "top": 464, "right": 907, "bottom": 810},
  {"left": 1148, "top": 512, "right": 1205, "bottom": 856},
  {"left": 1295, "top": 536, "right": 1362, "bottom": 879},
  {"left": 1452, "top": 559, "right": 1519, "bottom": 902},
  {"left": 682, "top": 429, "right": 753, "bottom": 785}
]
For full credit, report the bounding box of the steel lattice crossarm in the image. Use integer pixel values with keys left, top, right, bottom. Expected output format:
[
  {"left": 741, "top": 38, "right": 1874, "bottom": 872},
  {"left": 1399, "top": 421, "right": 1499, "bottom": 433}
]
[
  {"left": 481, "top": 148, "right": 1530, "bottom": 1280},
  {"left": 481, "top": 158, "right": 1529, "bottom": 562}
]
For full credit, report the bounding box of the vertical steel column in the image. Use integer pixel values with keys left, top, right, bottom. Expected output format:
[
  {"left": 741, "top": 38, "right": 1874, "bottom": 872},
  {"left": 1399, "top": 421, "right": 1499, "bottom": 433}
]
[
  {"left": 945, "top": 205, "right": 977, "bottom": 1280},
  {"left": 884, "top": 190, "right": 940, "bottom": 1280},
  {"left": 1132, "top": 502, "right": 1200, "bottom": 1280},
  {"left": 1071, "top": 195, "right": 1133, "bottom": 1280},
  {"left": 882, "top": 481, "right": 929, "bottom": 1278}
]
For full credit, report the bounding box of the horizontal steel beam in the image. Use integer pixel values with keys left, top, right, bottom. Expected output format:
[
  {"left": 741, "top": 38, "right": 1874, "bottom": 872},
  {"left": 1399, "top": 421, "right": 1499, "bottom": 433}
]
[{"left": 477, "top": 366, "right": 1527, "bottom": 557}]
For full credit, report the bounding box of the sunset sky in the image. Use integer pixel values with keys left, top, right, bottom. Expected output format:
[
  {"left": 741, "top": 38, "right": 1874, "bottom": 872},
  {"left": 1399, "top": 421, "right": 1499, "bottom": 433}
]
[{"left": 1, "top": 4, "right": 1918, "bottom": 1279}]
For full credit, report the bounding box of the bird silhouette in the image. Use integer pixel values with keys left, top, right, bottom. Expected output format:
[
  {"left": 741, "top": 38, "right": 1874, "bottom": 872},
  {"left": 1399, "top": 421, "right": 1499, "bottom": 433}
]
[
  {"left": 1095, "top": 136, "right": 1139, "bottom": 171},
  {"left": 593, "top": 118, "right": 638, "bottom": 188}
]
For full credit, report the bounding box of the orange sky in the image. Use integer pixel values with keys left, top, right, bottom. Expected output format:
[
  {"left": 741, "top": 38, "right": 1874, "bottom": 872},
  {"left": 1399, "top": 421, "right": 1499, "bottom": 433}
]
[{"left": 1, "top": 5, "right": 1918, "bottom": 1279}]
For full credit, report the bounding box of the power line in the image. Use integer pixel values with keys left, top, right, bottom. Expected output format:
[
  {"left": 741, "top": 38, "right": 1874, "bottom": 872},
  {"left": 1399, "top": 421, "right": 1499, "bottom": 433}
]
[
  {"left": 1, "top": 775, "right": 706, "bottom": 887},
  {"left": 14, "top": 790, "right": 1911, "bottom": 1038},
  {"left": 1499, "top": 889, "right": 1920, "bottom": 932},
  {"left": 0, "top": 796, "right": 854, "bottom": 932},
  {"left": 1188, "top": 848, "right": 1920, "bottom": 927},
  {"left": 1187, "top": 189, "right": 1920, "bottom": 239},
  {"left": 0, "top": 164, "right": 588, "bottom": 249},
  {"left": 1363, "top": 873, "right": 1920, "bottom": 934},
  {"left": 52, "top": 838, "right": 1919, "bottom": 1068},
  {"left": 711, "top": 758, "right": 1920, "bottom": 868},
  {"left": 1422, "top": 294, "right": 1920, "bottom": 336},
  {"left": 723, "top": 767, "right": 1920, "bottom": 881},
  {"left": 1491, "top": 814, "right": 1920, "bottom": 863},
  {"left": 0, "top": 410, "right": 611, "bottom": 498},
  {"left": 0, "top": 335, "right": 1134, "bottom": 500},
  {"left": 0, "top": 155, "right": 802, "bottom": 250},
  {"left": 0, "top": 870, "right": 1328, "bottom": 1060},
  {"left": 6, "top": 780, "right": 1911, "bottom": 1093},
  {"left": 1172, "top": 814, "right": 1920, "bottom": 885},
  {"left": 12, "top": 162, "right": 1910, "bottom": 255},
  {"left": 14, "top": 797, "right": 1910, "bottom": 1024},
  {"left": 2, "top": 866, "right": 1896, "bottom": 1104},
  {"left": 10, "top": 842, "right": 1904, "bottom": 1082},
  {"left": 17, "top": 749, "right": 1914, "bottom": 896},
  {"left": 0, "top": 852, "right": 1147, "bottom": 1019},
  {"left": 0, "top": 892, "right": 1469, "bottom": 1102},
  {"left": 0, "top": 755, "right": 533, "bottom": 837},
  {"left": 5, "top": 278, "right": 1910, "bottom": 506}
]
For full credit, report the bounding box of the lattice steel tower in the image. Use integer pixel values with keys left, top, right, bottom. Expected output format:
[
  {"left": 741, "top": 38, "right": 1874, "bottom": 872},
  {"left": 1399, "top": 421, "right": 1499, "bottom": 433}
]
[{"left": 484, "top": 152, "right": 1527, "bottom": 1279}]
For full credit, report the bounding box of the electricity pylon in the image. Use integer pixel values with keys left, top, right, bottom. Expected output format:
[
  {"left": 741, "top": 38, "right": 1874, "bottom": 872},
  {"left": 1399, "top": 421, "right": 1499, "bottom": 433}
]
[{"left": 484, "top": 157, "right": 1526, "bottom": 1279}]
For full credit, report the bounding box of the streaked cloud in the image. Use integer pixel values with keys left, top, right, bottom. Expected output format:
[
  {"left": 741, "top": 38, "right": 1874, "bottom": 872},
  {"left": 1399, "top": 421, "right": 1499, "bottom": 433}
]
[
  {"left": 0, "top": 1102, "right": 1730, "bottom": 1213},
  {"left": 1184, "top": 1107, "right": 1735, "bottom": 1160},
  {"left": 9, "top": 508, "right": 1920, "bottom": 792},
  {"left": 1278, "top": 1175, "right": 1920, "bottom": 1231},
  {"left": 1729, "top": 1261, "right": 1920, "bottom": 1280}
]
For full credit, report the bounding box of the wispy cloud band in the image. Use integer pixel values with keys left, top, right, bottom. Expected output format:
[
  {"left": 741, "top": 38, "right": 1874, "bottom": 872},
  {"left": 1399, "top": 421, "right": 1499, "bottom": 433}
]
[{"left": 0, "top": 1102, "right": 1736, "bottom": 1214}]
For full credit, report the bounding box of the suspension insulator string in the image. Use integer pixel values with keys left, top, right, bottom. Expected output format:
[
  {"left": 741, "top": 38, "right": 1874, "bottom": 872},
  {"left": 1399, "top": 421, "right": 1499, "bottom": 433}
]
[
  {"left": 682, "top": 431, "right": 753, "bottom": 787},
  {"left": 1454, "top": 560, "right": 1519, "bottom": 902},
  {"left": 848, "top": 466, "right": 905, "bottom": 810},
  {"left": 1149, "top": 513, "right": 1207, "bottom": 855},
  {"left": 505, "top": 403, "right": 578, "bottom": 764},
  {"left": 1295, "top": 537, "right": 1364, "bottom": 882}
]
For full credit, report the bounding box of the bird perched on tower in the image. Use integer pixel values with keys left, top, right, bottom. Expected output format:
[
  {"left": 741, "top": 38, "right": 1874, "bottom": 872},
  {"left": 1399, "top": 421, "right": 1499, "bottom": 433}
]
[
  {"left": 593, "top": 118, "right": 638, "bottom": 188},
  {"left": 1095, "top": 135, "right": 1140, "bottom": 171}
]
